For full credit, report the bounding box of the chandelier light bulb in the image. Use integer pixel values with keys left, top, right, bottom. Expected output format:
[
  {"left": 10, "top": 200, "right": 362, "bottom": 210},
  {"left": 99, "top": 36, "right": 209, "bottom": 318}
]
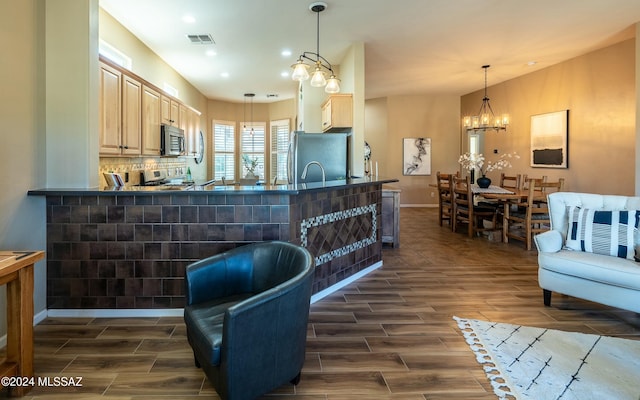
[
  {"left": 325, "top": 74, "right": 340, "bottom": 93},
  {"left": 310, "top": 65, "right": 327, "bottom": 87},
  {"left": 291, "top": 60, "right": 310, "bottom": 81}
]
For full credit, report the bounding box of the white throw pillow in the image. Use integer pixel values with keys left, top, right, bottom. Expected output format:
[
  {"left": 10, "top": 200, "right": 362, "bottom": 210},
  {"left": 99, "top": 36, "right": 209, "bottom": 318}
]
[{"left": 565, "top": 206, "right": 640, "bottom": 259}]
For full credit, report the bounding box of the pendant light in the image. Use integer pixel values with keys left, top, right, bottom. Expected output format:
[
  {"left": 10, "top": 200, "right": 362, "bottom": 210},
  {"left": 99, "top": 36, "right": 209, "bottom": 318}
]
[
  {"left": 243, "top": 93, "right": 255, "bottom": 135},
  {"left": 291, "top": 2, "right": 340, "bottom": 94},
  {"left": 463, "top": 65, "right": 510, "bottom": 132}
]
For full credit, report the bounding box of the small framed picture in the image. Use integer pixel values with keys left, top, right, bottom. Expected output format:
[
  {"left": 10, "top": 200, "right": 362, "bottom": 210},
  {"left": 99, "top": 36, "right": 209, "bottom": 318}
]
[{"left": 403, "top": 138, "right": 431, "bottom": 175}]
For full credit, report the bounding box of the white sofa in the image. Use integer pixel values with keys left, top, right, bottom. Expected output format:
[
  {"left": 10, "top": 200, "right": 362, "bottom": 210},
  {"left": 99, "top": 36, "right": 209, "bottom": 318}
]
[{"left": 535, "top": 192, "right": 640, "bottom": 313}]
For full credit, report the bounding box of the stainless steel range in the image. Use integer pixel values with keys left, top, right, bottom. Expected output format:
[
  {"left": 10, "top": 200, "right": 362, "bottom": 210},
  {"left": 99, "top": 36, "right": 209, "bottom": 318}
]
[{"left": 139, "top": 169, "right": 192, "bottom": 188}]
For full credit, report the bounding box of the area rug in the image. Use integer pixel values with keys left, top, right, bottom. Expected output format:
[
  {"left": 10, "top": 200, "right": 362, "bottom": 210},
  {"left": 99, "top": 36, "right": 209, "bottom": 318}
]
[{"left": 454, "top": 316, "right": 640, "bottom": 400}]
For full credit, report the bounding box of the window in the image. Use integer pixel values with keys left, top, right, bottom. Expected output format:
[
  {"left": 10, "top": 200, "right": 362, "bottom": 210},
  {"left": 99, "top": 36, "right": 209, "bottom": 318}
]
[
  {"left": 213, "top": 121, "right": 235, "bottom": 181},
  {"left": 240, "top": 123, "right": 266, "bottom": 179},
  {"left": 163, "top": 83, "right": 179, "bottom": 98},
  {"left": 270, "top": 119, "right": 290, "bottom": 182},
  {"left": 99, "top": 40, "right": 132, "bottom": 69}
]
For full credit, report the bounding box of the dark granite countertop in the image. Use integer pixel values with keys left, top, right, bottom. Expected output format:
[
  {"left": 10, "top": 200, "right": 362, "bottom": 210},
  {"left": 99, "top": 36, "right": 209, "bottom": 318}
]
[{"left": 28, "top": 177, "right": 399, "bottom": 196}]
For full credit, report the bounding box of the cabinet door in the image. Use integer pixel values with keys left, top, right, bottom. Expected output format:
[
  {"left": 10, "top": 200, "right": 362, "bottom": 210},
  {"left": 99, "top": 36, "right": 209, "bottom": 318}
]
[
  {"left": 161, "top": 95, "right": 171, "bottom": 125},
  {"left": 161, "top": 96, "right": 180, "bottom": 126},
  {"left": 99, "top": 64, "right": 121, "bottom": 155},
  {"left": 121, "top": 74, "right": 142, "bottom": 155},
  {"left": 142, "top": 85, "right": 161, "bottom": 155},
  {"left": 321, "top": 99, "right": 332, "bottom": 131},
  {"left": 171, "top": 100, "right": 180, "bottom": 127},
  {"left": 321, "top": 94, "right": 353, "bottom": 132}
]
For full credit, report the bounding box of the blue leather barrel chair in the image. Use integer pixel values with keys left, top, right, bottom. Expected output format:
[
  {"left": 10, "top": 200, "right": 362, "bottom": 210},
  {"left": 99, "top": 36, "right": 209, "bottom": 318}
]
[{"left": 184, "top": 241, "right": 315, "bottom": 400}]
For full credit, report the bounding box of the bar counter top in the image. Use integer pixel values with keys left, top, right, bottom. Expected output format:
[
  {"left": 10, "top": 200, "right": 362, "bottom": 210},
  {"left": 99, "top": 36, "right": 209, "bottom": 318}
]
[{"left": 28, "top": 176, "right": 398, "bottom": 196}]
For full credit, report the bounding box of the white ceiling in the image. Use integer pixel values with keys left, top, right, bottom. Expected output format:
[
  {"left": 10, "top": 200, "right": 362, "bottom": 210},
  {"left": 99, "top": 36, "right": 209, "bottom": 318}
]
[{"left": 99, "top": 0, "right": 640, "bottom": 104}]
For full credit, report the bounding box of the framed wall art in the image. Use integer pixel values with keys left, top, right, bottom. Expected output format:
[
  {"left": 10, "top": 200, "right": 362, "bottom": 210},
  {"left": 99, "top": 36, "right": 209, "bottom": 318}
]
[
  {"left": 530, "top": 110, "right": 568, "bottom": 168},
  {"left": 403, "top": 137, "right": 431, "bottom": 175}
]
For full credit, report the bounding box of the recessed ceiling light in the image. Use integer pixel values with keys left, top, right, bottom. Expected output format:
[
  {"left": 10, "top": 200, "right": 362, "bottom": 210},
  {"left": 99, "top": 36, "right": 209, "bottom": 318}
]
[
  {"left": 281, "top": 49, "right": 292, "bottom": 57},
  {"left": 182, "top": 15, "right": 196, "bottom": 24},
  {"left": 281, "top": 71, "right": 289, "bottom": 78},
  {"left": 206, "top": 50, "right": 217, "bottom": 57},
  {"left": 527, "top": 61, "right": 537, "bottom": 66},
  {"left": 220, "top": 72, "right": 229, "bottom": 78}
]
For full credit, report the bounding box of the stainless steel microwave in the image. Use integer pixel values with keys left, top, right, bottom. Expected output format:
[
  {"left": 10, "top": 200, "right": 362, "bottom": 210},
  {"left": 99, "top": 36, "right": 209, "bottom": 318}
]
[{"left": 160, "top": 124, "right": 185, "bottom": 156}]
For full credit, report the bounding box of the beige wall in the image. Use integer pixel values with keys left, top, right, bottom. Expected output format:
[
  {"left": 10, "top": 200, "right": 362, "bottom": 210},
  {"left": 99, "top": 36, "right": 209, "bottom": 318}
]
[
  {"left": 365, "top": 95, "right": 462, "bottom": 206},
  {"left": 1, "top": 0, "right": 48, "bottom": 324},
  {"left": 461, "top": 39, "right": 636, "bottom": 196}
]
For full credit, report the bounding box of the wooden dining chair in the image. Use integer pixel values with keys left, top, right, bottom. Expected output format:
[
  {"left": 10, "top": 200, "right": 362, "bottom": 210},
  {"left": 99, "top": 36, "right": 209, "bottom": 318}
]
[
  {"left": 500, "top": 173, "right": 521, "bottom": 190},
  {"left": 521, "top": 175, "right": 547, "bottom": 190},
  {"left": 452, "top": 175, "right": 498, "bottom": 238},
  {"left": 503, "top": 178, "right": 564, "bottom": 250},
  {"left": 436, "top": 171, "right": 457, "bottom": 227}
]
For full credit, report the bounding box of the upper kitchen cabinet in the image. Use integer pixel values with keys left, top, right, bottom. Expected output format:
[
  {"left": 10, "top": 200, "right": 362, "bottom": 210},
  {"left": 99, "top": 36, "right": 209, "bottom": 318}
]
[
  {"left": 99, "top": 63, "right": 122, "bottom": 155},
  {"left": 120, "top": 74, "right": 142, "bottom": 155},
  {"left": 98, "top": 56, "right": 201, "bottom": 158},
  {"left": 161, "top": 95, "right": 181, "bottom": 127},
  {"left": 321, "top": 94, "right": 353, "bottom": 132},
  {"left": 142, "top": 85, "right": 161, "bottom": 155}
]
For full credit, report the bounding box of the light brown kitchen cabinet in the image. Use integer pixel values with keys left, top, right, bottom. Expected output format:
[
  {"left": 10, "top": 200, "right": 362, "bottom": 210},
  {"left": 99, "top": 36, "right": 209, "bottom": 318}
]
[
  {"left": 142, "top": 85, "right": 162, "bottom": 155},
  {"left": 321, "top": 94, "right": 353, "bottom": 132},
  {"left": 99, "top": 63, "right": 142, "bottom": 156},
  {"left": 99, "top": 63, "right": 122, "bottom": 155},
  {"left": 120, "top": 74, "right": 142, "bottom": 155},
  {"left": 161, "top": 95, "right": 180, "bottom": 127},
  {"left": 98, "top": 56, "right": 201, "bottom": 158}
]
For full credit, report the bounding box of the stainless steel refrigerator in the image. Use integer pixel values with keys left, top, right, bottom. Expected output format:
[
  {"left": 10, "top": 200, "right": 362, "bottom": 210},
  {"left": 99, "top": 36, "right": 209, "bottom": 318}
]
[{"left": 287, "top": 131, "right": 349, "bottom": 184}]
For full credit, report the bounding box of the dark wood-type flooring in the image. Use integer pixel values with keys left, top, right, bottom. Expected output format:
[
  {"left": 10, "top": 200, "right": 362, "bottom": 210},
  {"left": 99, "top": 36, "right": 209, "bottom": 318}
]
[{"left": 12, "top": 208, "right": 640, "bottom": 399}]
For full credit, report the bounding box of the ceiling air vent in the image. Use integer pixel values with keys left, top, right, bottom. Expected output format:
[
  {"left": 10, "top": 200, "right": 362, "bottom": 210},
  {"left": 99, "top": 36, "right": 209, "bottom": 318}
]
[{"left": 187, "top": 34, "right": 215, "bottom": 45}]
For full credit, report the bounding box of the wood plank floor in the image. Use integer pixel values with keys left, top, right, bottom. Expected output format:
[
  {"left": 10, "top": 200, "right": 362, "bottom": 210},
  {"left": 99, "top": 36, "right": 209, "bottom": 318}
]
[{"left": 15, "top": 208, "right": 640, "bottom": 399}]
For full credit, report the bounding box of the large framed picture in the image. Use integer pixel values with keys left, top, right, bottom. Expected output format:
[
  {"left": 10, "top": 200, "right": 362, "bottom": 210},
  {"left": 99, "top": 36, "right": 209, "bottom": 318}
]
[
  {"left": 530, "top": 110, "right": 568, "bottom": 168},
  {"left": 403, "top": 137, "right": 431, "bottom": 175}
]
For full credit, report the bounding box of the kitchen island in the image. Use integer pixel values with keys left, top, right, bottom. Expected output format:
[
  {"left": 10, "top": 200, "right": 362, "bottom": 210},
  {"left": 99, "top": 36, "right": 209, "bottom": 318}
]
[{"left": 28, "top": 177, "right": 397, "bottom": 312}]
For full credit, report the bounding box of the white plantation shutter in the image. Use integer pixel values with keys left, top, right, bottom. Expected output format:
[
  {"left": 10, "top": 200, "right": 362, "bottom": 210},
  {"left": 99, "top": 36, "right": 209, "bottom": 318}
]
[
  {"left": 213, "top": 121, "right": 235, "bottom": 180},
  {"left": 270, "top": 119, "right": 290, "bottom": 182},
  {"left": 240, "top": 123, "right": 265, "bottom": 179}
]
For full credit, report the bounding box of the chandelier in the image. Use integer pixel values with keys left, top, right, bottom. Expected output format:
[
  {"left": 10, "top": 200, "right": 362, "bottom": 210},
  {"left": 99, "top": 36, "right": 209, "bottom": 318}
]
[
  {"left": 291, "top": 2, "right": 340, "bottom": 93},
  {"left": 463, "top": 65, "right": 509, "bottom": 132}
]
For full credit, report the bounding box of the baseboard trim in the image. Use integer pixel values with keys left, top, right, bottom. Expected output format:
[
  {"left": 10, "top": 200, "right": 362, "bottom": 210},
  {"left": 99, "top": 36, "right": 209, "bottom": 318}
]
[
  {"left": 46, "top": 308, "right": 185, "bottom": 318},
  {"left": 43, "top": 260, "right": 384, "bottom": 318},
  {"left": 34, "top": 309, "right": 48, "bottom": 325},
  {"left": 310, "top": 260, "right": 383, "bottom": 304}
]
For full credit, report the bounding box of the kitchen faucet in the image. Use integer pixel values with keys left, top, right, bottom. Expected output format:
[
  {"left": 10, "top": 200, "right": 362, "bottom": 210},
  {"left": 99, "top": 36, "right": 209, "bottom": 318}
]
[{"left": 301, "top": 161, "right": 326, "bottom": 184}]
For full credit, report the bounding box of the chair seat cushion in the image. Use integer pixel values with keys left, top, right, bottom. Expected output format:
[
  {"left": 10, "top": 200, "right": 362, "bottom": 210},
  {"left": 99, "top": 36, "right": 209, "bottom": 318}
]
[
  {"left": 184, "top": 293, "right": 253, "bottom": 366},
  {"left": 539, "top": 250, "right": 640, "bottom": 290}
]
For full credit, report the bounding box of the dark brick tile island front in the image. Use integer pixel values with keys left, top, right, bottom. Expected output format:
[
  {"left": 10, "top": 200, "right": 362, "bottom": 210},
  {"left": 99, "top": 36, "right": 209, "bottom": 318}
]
[{"left": 29, "top": 178, "right": 395, "bottom": 310}]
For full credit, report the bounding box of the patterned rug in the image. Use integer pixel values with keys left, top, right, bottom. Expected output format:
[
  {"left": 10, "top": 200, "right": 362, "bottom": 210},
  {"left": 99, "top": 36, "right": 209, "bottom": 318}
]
[{"left": 454, "top": 316, "right": 640, "bottom": 400}]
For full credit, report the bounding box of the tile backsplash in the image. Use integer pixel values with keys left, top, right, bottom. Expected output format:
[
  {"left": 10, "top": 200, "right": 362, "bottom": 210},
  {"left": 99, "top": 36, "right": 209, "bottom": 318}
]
[{"left": 99, "top": 157, "right": 188, "bottom": 186}]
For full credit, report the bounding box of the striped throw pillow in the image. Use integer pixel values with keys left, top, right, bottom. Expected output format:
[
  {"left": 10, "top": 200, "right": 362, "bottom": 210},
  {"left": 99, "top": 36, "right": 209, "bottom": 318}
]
[{"left": 565, "top": 206, "right": 640, "bottom": 259}]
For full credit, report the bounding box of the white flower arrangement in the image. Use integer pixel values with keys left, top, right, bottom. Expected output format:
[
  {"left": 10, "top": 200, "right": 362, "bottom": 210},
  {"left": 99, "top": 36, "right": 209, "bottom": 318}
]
[{"left": 458, "top": 152, "right": 519, "bottom": 176}]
